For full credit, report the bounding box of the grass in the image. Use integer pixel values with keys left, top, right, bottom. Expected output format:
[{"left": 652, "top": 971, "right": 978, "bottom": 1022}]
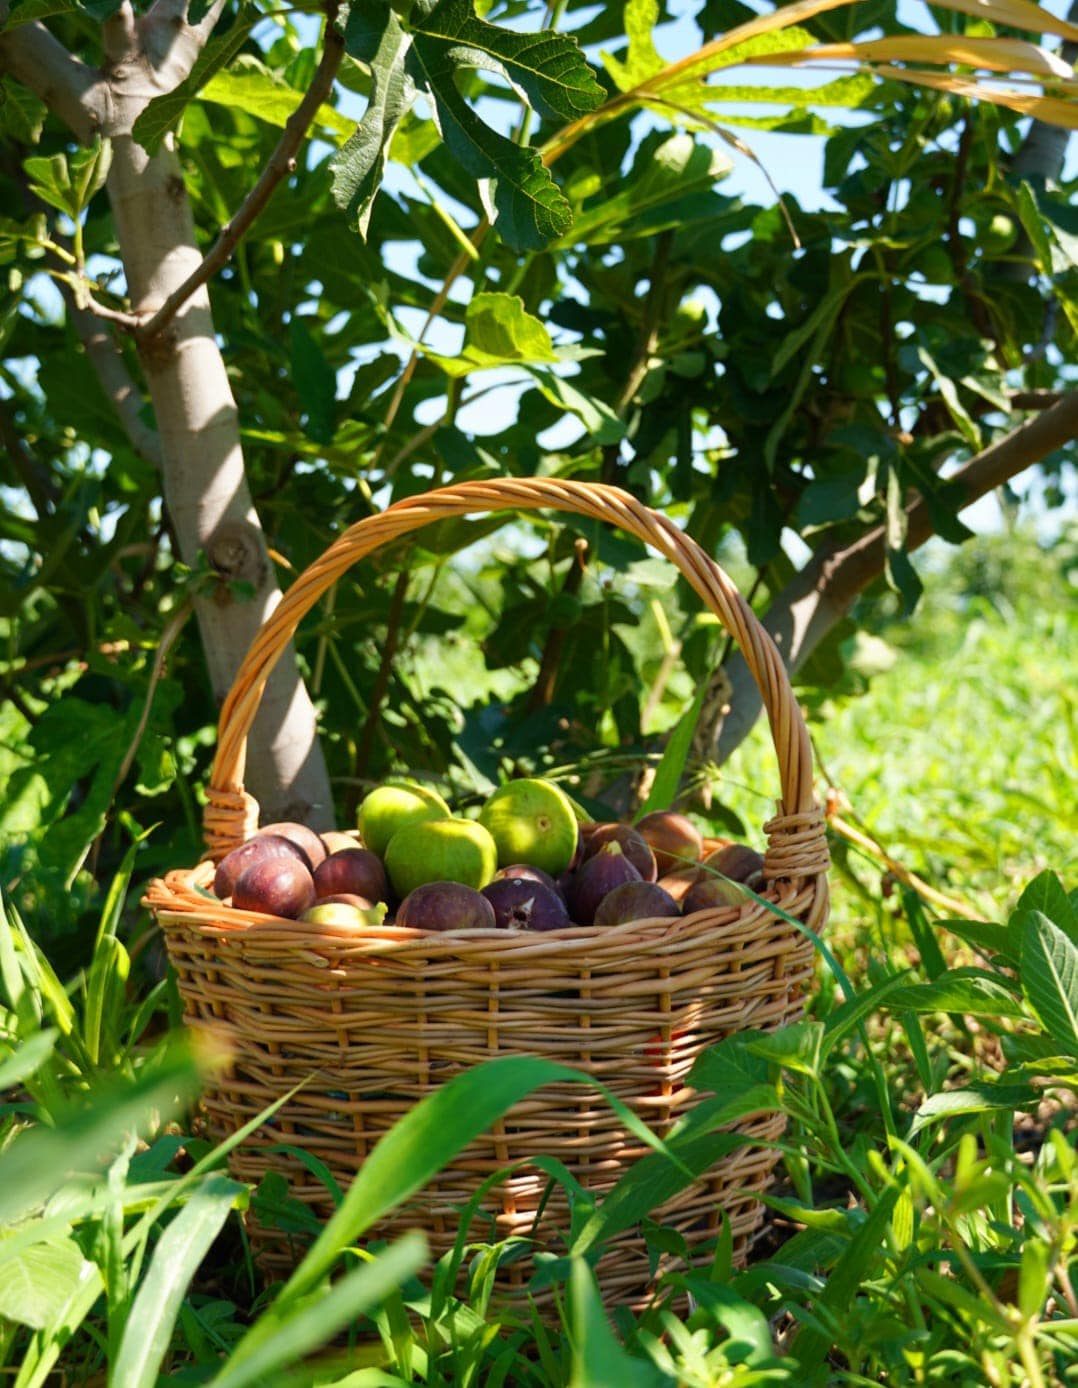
[
  {"left": 2, "top": 526, "right": 1076, "bottom": 1384},
  {"left": 718, "top": 527, "right": 1078, "bottom": 945}
]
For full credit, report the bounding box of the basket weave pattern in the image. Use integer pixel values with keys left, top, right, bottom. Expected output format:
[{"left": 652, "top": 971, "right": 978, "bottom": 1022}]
[{"left": 147, "top": 479, "right": 830, "bottom": 1298}]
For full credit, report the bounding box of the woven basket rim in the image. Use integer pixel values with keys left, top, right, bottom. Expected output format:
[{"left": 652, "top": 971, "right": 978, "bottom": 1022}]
[{"left": 147, "top": 860, "right": 816, "bottom": 953}]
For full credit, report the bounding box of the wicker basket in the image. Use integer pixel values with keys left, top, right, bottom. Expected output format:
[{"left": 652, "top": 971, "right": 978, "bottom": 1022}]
[{"left": 146, "top": 478, "right": 830, "bottom": 1305}]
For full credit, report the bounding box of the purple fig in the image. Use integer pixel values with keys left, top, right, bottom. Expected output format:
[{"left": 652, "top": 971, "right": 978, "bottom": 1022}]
[
  {"left": 582, "top": 824, "right": 657, "bottom": 881},
  {"left": 395, "top": 882, "right": 497, "bottom": 931},
  {"left": 214, "top": 834, "right": 308, "bottom": 899},
  {"left": 682, "top": 877, "right": 750, "bottom": 915},
  {"left": 258, "top": 821, "right": 327, "bottom": 871},
  {"left": 593, "top": 881, "right": 681, "bottom": 926},
  {"left": 701, "top": 842, "right": 765, "bottom": 887},
  {"left": 482, "top": 877, "right": 571, "bottom": 931},
  {"left": 494, "top": 863, "right": 565, "bottom": 898},
  {"left": 566, "top": 843, "right": 642, "bottom": 926},
  {"left": 314, "top": 849, "right": 389, "bottom": 904},
  {"left": 635, "top": 812, "right": 703, "bottom": 875},
  {"left": 233, "top": 855, "right": 316, "bottom": 919}
]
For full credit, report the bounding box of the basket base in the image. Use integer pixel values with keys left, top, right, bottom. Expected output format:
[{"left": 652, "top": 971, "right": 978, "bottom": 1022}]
[{"left": 233, "top": 1111, "right": 785, "bottom": 1310}]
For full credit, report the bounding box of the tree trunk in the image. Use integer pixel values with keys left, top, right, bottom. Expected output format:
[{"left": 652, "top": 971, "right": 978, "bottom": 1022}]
[{"left": 102, "top": 31, "right": 333, "bottom": 827}]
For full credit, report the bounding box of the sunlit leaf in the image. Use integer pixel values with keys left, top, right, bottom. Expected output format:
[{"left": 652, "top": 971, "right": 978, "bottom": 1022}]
[
  {"left": 200, "top": 57, "right": 353, "bottom": 135},
  {"left": 423, "top": 291, "right": 559, "bottom": 376},
  {"left": 332, "top": 2, "right": 416, "bottom": 236},
  {"left": 133, "top": 7, "right": 259, "bottom": 154},
  {"left": 1021, "top": 910, "right": 1078, "bottom": 1054}
]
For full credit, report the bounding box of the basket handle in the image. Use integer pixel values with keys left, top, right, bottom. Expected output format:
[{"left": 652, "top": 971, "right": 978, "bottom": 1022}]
[{"left": 204, "top": 479, "right": 828, "bottom": 908}]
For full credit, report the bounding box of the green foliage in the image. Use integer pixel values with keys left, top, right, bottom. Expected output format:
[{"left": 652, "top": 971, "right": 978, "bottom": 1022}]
[{"left": 3, "top": 0, "right": 1078, "bottom": 1380}]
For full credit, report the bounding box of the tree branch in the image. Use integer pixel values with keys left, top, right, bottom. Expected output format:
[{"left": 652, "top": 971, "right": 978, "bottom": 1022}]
[
  {"left": 138, "top": 0, "right": 230, "bottom": 87},
  {"left": 0, "top": 7, "right": 109, "bottom": 143},
  {"left": 68, "top": 301, "right": 163, "bottom": 469},
  {"left": 137, "top": 7, "right": 345, "bottom": 343},
  {"left": 0, "top": 395, "right": 58, "bottom": 516},
  {"left": 714, "top": 388, "right": 1078, "bottom": 765}
]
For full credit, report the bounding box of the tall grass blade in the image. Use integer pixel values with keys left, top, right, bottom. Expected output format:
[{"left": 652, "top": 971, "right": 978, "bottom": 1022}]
[
  {"left": 276, "top": 1054, "right": 679, "bottom": 1308},
  {"left": 0, "top": 1029, "right": 58, "bottom": 1090},
  {"left": 209, "top": 1234, "right": 427, "bottom": 1388},
  {"left": 110, "top": 1173, "right": 245, "bottom": 1388},
  {"left": 634, "top": 678, "right": 709, "bottom": 821},
  {"left": 0, "top": 1048, "right": 202, "bottom": 1224},
  {"left": 567, "top": 1258, "right": 665, "bottom": 1388},
  {"left": 790, "top": 1186, "right": 899, "bottom": 1370}
]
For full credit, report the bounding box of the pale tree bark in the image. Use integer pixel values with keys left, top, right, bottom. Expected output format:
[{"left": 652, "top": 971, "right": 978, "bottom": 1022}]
[{"left": 1, "top": 3, "right": 335, "bottom": 828}]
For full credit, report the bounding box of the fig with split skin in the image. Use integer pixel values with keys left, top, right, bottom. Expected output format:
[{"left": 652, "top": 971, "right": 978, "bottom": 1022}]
[
  {"left": 482, "top": 876, "right": 571, "bottom": 932},
  {"left": 232, "top": 855, "right": 316, "bottom": 919},
  {"left": 593, "top": 881, "right": 681, "bottom": 926},
  {"left": 395, "top": 882, "right": 497, "bottom": 931}
]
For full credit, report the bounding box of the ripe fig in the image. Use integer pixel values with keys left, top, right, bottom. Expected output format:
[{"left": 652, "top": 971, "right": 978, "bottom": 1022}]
[
  {"left": 396, "top": 882, "right": 497, "bottom": 931},
  {"left": 656, "top": 868, "right": 701, "bottom": 904},
  {"left": 385, "top": 817, "right": 498, "bottom": 898},
  {"left": 701, "top": 842, "right": 765, "bottom": 887},
  {"left": 482, "top": 877, "right": 571, "bottom": 932},
  {"left": 314, "top": 848, "right": 389, "bottom": 904},
  {"left": 213, "top": 833, "right": 307, "bottom": 899},
  {"left": 593, "top": 881, "right": 681, "bottom": 926},
  {"left": 635, "top": 812, "right": 703, "bottom": 875},
  {"left": 582, "top": 824, "right": 657, "bottom": 881},
  {"left": 259, "top": 821, "right": 326, "bottom": 871},
  {"left": 318, "top": 892, "right": 378, "bottom": 910},
  {"left": 566, "top": 843, "right": 642, "bottom": 926},
  {"left": 682, "top": 877, "right": 750, "bottom": 914},
  {"left": 233, "top": 855, "right": 316, "bottom": 919},
  {"left": 493, "top": 863, "right": 564, "bottom": 898}
]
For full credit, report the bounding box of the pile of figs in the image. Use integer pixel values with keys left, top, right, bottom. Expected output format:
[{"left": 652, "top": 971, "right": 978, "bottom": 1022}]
[{"left": 208, "top": 776, "right": 766, "bottom": 934}]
